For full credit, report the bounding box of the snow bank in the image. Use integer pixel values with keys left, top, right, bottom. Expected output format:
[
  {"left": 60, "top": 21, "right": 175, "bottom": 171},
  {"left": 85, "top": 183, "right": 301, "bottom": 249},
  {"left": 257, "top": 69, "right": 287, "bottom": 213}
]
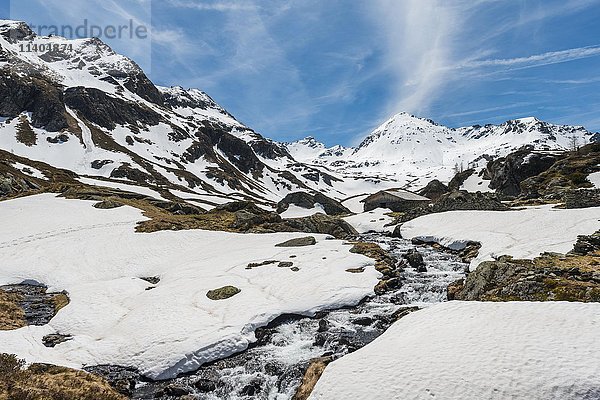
[
  {"left": 343, "top": 208, "right": 395, "bottom": 233},
  {"left": 310, "top": 301, "right": 600, "bottom": 400},
  {"left": 280, "top": 203, "right": 325, "bottom": 218},
  {"left": 401, "top": 205, "right": 600, "bottom": 269},
  {"left": 78, "top": 177, "right": 166, "bottom": 200},
  {"left": 587, "top": 171, "right": 600, "bottom": 188},
  {"left": 0, "top": 194, "right": 379, "bottom": 379},
  {"left": 460, "top": 173, "right": 493, "bottom": 193},
  {"left": 341, "top": 194, "right": 368, "bottom": 214}
]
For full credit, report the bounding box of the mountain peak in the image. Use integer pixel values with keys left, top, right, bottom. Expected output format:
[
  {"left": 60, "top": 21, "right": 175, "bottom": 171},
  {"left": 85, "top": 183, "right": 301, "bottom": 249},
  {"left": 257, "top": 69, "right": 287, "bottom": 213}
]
[
  {"left": 513, "top": 116, "right": 539, "bottom": 124},
  {"left": 0, "top": 20, "right": 34, "bottom": 42}
]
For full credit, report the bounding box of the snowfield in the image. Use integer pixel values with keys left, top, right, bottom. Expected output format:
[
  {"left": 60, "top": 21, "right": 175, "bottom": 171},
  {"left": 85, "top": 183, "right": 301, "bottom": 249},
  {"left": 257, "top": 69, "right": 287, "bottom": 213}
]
[
  {"left": 343, "top": 208, "right": 395, "bottom": 234},
  {"left": 401, "top": 205, "right": 600, "bottom": 269},
  {"left": 0, "top": 194, "right": 379, "bottom": 379},
  {"left": 310, "top": 301, "right": 600, "bottom": 400},
  {"left": 280, "top": 203, "right": 326, "bottom": 218},
  {"left": 588, "top": 171, "right": 600, "bottom": 188}
]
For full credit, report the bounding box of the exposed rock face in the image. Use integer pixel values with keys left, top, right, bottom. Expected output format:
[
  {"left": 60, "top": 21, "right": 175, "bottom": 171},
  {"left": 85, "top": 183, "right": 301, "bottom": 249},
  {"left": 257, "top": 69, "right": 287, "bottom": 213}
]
[
  {"left": 484, "top": 146, "right": 560, "bottom": 197},
  {"left": 150, "top": 201, "right": 203, "bottom": 215},
  {"left": 0, "top": 73, "right": 69, "bottom": 131},
  {"left": 224, "top": 202, "right": 281, "bottom": 230},
  {"left": 562, "top": 189, "right": 600, "bottom": 209},
  {"left": 84, "top": 365, "right": 140, "bottom": 397},
  {"left": 64, "top": 87, "right": 162, "bottom": 130},
  {"left": 448, "top": 169, "right": 475, "bottom": 191},
  {"left": 520, "top": 143, "right": 600, "bottom": 198},
  {"left": 0, "top": 171, "right": 40, "bottom": 198},
  {"left": 277, "top": 192, "right": 351, "bottom": 216},
  {"left": 269, "top": 214, "right": 358, "bottom": 240},
  {"left": 399, "top": 190, "right": 508, "bottom": 223},
  {"left": 42, "top": 334, "right": 73, "bottom": 348},
  {"left": 418, "top": 179, "right": 449, "bottom": 201},
  {"left": 571, "top": 231, "right": 600, "bottom": 256},
  {"left": 449, "top": 254, "right": 600, "bottom": 302}
]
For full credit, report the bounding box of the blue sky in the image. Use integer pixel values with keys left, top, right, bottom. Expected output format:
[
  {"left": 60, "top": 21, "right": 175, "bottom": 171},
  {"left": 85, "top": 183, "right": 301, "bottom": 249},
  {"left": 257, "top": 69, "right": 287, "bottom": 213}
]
[{"left": 4, "top": 0, "right": 600, "bottom": 145}]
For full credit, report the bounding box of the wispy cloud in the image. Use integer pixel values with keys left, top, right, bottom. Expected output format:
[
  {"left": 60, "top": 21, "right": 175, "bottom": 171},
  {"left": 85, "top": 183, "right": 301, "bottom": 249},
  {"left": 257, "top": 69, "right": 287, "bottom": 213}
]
[
  {"left": 442, "top": 102, "right": 535, "bottom": 119},
  {"left": 460, "top": 45, "right": 600, "bottom": 70},
  {"left": 368, "top": 0, "right": 464, "bottom": 117},
  {"left": 165, "top": 0, "right": 257, "bottom": 12}
]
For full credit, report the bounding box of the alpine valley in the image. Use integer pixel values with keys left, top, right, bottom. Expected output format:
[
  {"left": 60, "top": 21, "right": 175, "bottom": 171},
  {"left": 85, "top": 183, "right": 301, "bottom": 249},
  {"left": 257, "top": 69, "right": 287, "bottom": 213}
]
[{"left": 1, "top": 20, "right": 600, "bottom": 400}]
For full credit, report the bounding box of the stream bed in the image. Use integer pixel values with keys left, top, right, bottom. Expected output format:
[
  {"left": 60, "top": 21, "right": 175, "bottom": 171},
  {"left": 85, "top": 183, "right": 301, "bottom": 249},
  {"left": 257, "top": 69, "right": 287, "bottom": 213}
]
[{"left": 90, "top": 234, "right": 468, "bottom": 399}]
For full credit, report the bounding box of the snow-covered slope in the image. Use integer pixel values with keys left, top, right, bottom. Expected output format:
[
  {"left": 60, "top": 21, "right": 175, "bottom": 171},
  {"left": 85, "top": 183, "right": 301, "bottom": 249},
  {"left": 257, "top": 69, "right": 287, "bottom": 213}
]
[
  {"left": 401, "top": 205, "right": 600, "bottom": 269},
  {"left": 287, "top": 113, "right": 596, "bottom": 190},
  {"left": 1, "top": 19, "right": 597, "bottom": 204},
  {"left": 0, "top": 194, "right": 378, "bottom": 379},
  {"left": 310, "top": 301, "right": 600, "bottom": 400},
  {"left": 0, "top": 20, "right": 350, "bottom": 206}
]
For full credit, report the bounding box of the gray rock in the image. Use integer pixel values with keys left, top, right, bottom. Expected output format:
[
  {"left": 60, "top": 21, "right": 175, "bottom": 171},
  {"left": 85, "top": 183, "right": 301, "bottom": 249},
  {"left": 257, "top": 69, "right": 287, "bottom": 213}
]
[
  {"left": 275, "top": 236, "right": 317, "bottom": 247},
  {"left": 42, "top": 333, "right": 72, "bottom": 347},
  {"left": 351, "top": 316, "right": 374, "bottom": 326},
  {"left": 93, "top": 200, "right": 124, "bottom": 209},
  {"left": 403, "top": 249, "right": 426, "bottom": 271},
  {"left": 194, "top": 378, "right": 217, "bottom": 392},
  {"left": 206, "top": 286, "right": 241, "bottom": 300},
  {"left": 164, "top": 383, "right": 192, "bottom": 397},
  {"left": 277, "top": 191, "right": 351, "bottom": 216},
  {"left": 278, "top": 261, "right": 294, "bottom": 268}
]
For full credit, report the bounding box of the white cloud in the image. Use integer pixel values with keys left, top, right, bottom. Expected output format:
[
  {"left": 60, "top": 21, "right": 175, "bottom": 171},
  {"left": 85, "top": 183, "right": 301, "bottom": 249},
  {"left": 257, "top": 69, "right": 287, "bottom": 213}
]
[
  {"left": 442, "top": 102, "right": 535, "bottom": 119},
  {"left": 165, "top": 0, "right": 257, "bottom": 12},
  {"left": 368, "top": 0, "right": 599, "bottom": 121},
  {"left": 461, "top": 45, "right": 600, "bottom": 70},
  {"left": 368, "top": 0, "right": 470, "bottom": 116}
]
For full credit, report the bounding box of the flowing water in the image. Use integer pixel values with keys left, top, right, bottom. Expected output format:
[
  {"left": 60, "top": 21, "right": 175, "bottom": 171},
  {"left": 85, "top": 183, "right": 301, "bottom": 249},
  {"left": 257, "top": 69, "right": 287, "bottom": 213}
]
[{"left": 95, "top": 234, "right": 467, "bottom": 399}]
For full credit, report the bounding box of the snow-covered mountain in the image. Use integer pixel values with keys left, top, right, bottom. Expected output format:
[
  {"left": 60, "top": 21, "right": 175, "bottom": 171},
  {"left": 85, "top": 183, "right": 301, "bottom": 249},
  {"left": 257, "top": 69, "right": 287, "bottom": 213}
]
[
  {"left": 0, "top": 20, "right": 351, "bottom": 207},
  {"left": 286, "top": 112, "right": 596, "bottom": 189},
  {"left": 1, "top": 19, "right": 597, "bottom": 206}
]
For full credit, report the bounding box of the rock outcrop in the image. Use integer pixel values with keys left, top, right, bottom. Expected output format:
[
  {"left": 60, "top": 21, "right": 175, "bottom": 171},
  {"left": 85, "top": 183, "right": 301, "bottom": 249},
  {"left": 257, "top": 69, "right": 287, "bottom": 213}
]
[
  {"left": 520, "top": 143, "right": 600, "bottom": 198},
  {"left": 484, "top": 146, "right": 560, "bottom": 197},
  {"left": 277, "top": 191, "right": 351, "bottom": 216},
  {"left": 448, "top": 251, "right": 600, "bottom": 302},
  {"left": 399, "top": 190, "right": 508, "bottom": 223},
  {"left": 562, "top": 189, "right": 600, "bottom": 209},
  {"left": 418, "top": 179, "right": 449, "bottom": 200}
]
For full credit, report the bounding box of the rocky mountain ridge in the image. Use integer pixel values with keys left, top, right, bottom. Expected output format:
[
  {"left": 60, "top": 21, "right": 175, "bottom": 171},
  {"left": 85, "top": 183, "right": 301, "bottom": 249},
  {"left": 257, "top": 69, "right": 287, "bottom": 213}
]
[
  {"left": 1, "top": 19, "right": 599, "bottom": 208},
  {"left": 287, "top": 112, "right": 597, "bottom": 190},
  {"left": 0, "top": 20, "right": 345, "bottom": 208}
]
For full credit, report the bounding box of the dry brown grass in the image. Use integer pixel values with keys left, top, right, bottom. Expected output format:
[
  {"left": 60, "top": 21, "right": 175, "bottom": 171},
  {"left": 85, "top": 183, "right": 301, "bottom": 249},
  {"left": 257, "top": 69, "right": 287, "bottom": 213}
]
[
  {"left": 51, "top": 293, "right": 70, "bottom": 313},
  {"left": 0, "top": 290, "right": 26, "bottom": 330},
  {"left": 532, "top": 251, "right": 600, "bottom": 273},
  {"left": 59, "top": 185, "right": 239, "bottom": 234},
  {"left": 15, "top": 116, "right": 37, "bottom": 147},
  {"left": 349, "top": 241, "right": 395, "bottom": 274},
  {"left": 0, "top": 354, "right": 126, "bottom": 400},
  {"left": 292, "top": 356, "right": 332, "bottom": 400}
]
